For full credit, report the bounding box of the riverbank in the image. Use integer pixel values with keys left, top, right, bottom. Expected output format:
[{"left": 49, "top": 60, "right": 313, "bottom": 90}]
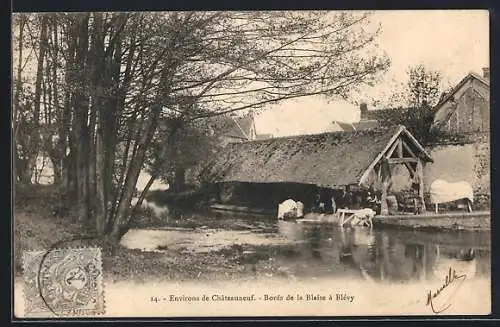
[
  {"left": 13, "top": 185, "right": 492, "bottom": 285},
  {"left": 13, "top": 185, "right": 492, "bottom": 317},
  {"left": 373, "top": 211, "right": 490, "bottom": 231},
  {"left": 13, "top": 185, "right": 289, "bottom": 284}
]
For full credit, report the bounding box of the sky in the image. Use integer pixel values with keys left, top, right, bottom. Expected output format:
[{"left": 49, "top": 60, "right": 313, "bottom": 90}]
[{"left": 255, "top": 10, "right": 489, "bottom": 137}]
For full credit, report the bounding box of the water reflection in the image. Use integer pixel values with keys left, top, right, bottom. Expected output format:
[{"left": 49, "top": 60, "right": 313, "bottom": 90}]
[
  {"left": 276, "top": 221, "right": 490, "bottom": 283},
  {"left": 126, "top": 208, "right": 490, "bottom": 284}
]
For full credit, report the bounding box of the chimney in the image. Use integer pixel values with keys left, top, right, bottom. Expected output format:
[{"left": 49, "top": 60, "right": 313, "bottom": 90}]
[
  {"left": 482, "top": 67, "right": 490, "bottom": 80},
  {"left": 359, "top": 102, "right": 368, "bottom": 120}
]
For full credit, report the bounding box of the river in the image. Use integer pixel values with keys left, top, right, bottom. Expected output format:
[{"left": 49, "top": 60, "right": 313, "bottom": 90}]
[
  {"left": 14, "top": 211, "right": 491, "bottom": 317},
  {"left": 121, "top": 210, "right": 491, "bottom": 284}
]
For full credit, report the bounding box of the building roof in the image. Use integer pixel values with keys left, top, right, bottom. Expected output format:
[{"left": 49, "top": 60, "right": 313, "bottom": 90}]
[
  {"left": 203, "top": 125, "right": 432, "bottom": 188},
  {"left": 435, "top": 72, "right": 489, "bottom": 110},
  {"left": 352, "top": 119, "right": 380, "bottom": 131},
  {"left": 363, "top": 107, "right": 417, "bottom": 122},
  {"left": 335, "top": 121, "right": 356, "bottom": 132},
  {"left": 210, "top": 113, "right": 256, "bottom": 140},
  {"left": 327, "top": 107, "right": 411, "bottom": 132},
  {"left": 256, "top": 133, "right": 273, "bottom": 140},
  {"left": 325, "top": 121, "right": 344, "bottom": 132}
]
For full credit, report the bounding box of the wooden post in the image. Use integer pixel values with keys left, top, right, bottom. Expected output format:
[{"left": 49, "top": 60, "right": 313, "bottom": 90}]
[
  {"left": 397, "top": 139, "right": 403, "bottom": 158},
  {"left": 380, "top": 157, "right": 391, "bottom": 215},
  {"left": 380, "top": 181, "right": 389, "bottom": 215},
  {"left": 416, "top": 159, "right": 426, "bottom": 213}
]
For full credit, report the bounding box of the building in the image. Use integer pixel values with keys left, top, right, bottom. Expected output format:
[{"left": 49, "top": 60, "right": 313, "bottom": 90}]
[
  {"left": 389, "top": 69, "right": 490, "bottom": 209},
  {"left": 431, "top": 68, "right": 490, "bottom": 133},
  {"left": 328, "top": 103, "right": 407, "bottom": 132},
  {"left": 203, "top": 69, "right": 490, "bottom": 210},
  {"left": 207, "top": 111, "right": 275, "bottom": 146},
  {"left": 424, "top": 68, "right": 490, "bottom": 209},
  {"left": 211, "top": 113, "right": 257, "bottom": 146},
  {"left": 204, "top": 125, "right": 433, "bottom": 215},
  {"left": 326, "top": 67, "right": 490, "bottom": 135},
  {"left": 354, "top": 103, "right": 384, "bottom": 131}
]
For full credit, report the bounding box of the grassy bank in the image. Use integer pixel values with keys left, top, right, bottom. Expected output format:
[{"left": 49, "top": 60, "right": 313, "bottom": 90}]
[{"left": 13, "top": 185, "right": 288, "bottom": 284}]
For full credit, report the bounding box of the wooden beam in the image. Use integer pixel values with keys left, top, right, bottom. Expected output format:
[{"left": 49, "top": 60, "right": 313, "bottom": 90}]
[
  {"left": 404, "top": 162, "right": 416, "bottom": 177},
  {"left": 386, "top": 140, "right": 400, "bottom": 158},
  {"left": 397, "top": 139, "right": 403, "bottom": 158},
  {"left": 388, "top": 157, "right": 418, "bottom": 164},
  {"left": 359, "top": 125, "right": 407, "bottom": 186},
  {"left": 401, "top": 139, "right": 417, "bottom": 158}
]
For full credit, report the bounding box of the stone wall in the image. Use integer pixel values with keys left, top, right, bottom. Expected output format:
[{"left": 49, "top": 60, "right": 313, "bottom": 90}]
[
  {"left": 424, "top": 144, "right": 476, "bottom": 190},
  {"left": 374, "top": 213, "right": 490, "bottom": 231},
  {"left": 390, "top": 138, "right": 490, "bottom": 210}
]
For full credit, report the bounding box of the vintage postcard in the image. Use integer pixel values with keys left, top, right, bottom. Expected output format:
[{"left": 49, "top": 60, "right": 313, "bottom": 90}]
[{"left": 12, "top": 10, "right": 490, "bottom": 318}]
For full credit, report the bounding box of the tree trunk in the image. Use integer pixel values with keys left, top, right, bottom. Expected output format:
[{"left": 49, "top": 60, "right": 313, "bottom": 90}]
[
  {"left": 109, "top": 104, "right": 162, "bottom": 240},
  {"left": 88, "top": 101, "right": 97, "bottom": 223},
  {"left": 30, "top": 16, "right": 49, "bottom": 179},
  {"left": 16, "top": 157, "right": 33, "bottom": 184},
  {"left": 111, "top": 123, "right": 134, "bottom": 221},
  {"left": 109, "top": 33, "right": 180, "bottom": 240},
  {"left": 13, "top": 16, "right": 25, "bottom": 139},
  {"left": 71, "top": 14, "right": 91, "bottom": 222},
  {"left": 13, "top": 16, "right": 26, "bottom": 185},
  {"left": 60, "top": 18, "right": 76, "bottom": 196},
  {"left": 132, "top": 174, "right": 157, "bottom": 217},
  {"left": 52, "top": 159, "right": 62, "bottom": 185},
  {"left": 102, "top": 27, "right": 122, "bottom": 222},
  {"left": 47, "top": 18, "right": 64, "bottom": 186},
  {"left": 132, "top": 122, "right": 182, "bottom": 211},
  {"left": 95, "top": 126, "right": 106, "bottom": 235},
  {"left": 173, "top": 167, "right": 186, "bottom": 192},
  {"left": 89, "top": 12, "right": 109, "bottom": 236}
]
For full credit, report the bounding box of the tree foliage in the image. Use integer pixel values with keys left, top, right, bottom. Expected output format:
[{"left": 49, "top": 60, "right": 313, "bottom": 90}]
[
  {"left": 406, "top": 65, "right": 443, "bottom": 108},
  {"left": 372, "top": 64, "right": 448, "bottom": 108},
  {"left": 12, "top": 11, "right": 390, "bottom": 241},
  {"left": 371, "top": 65, "right": 451, "bottom": 143},
  {"left": 146, "top": 117, "right": 222, "bottom": 191}
]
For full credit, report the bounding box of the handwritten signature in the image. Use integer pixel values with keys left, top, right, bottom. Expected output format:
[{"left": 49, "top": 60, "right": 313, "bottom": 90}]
[{"left": 426, "top": 267, "right": 467, "bottom": 314}]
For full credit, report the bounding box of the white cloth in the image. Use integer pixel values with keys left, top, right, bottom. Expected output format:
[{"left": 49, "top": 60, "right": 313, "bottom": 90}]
[
  {"left": 429, "top": 179, "right": 474, "bottom": 204},
  {"left": 278, "top": 199, "right": 298, "bottom": 219},
  {"left": 296, "top": 201, "right": 304, "bottom": 218}
]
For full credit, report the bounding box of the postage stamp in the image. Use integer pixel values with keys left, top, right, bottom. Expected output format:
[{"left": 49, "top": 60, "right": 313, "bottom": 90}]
[{"left": 22, "top": 247, "right": 105, "bottom": 317}]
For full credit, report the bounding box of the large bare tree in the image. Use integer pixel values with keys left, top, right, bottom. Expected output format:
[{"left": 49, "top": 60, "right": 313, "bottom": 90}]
[{"left": 12, "top": 11, "right": 390, "bottom": 241}]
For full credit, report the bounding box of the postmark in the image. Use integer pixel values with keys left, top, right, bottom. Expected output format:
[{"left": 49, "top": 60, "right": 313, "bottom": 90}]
[{"left": 22, "top": 247, "right": 105, "bottom": 317}]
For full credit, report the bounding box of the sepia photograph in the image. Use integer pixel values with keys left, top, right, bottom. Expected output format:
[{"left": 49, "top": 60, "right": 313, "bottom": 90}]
[{"left": 12, "top": 9, "right": 490, "bottom": 318}]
